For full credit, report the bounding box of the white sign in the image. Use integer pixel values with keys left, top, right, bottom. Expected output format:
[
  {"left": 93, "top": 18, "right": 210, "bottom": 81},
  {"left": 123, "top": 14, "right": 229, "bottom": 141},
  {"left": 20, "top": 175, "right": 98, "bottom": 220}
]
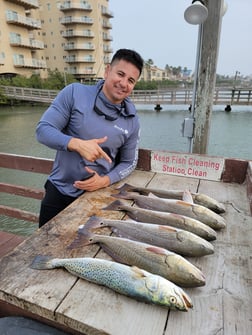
[{"left": 151, "top": 151, "right": 225, "bottom": 181}]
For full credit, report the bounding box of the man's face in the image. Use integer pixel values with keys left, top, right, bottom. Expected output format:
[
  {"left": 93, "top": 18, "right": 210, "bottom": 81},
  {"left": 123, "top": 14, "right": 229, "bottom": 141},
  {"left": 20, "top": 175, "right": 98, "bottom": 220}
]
[{"left": 103, "top": 59, "right": 140, "bottom": 104}]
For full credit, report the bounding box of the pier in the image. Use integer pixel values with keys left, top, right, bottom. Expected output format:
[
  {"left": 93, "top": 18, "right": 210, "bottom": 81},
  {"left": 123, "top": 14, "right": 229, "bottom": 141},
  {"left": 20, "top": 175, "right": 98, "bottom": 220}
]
[
  {"left": 1, "top": 85, "right": 252, "bottom": 106},
  {"left": 0, "top": 150, "right": 251, "bottom": 335}
]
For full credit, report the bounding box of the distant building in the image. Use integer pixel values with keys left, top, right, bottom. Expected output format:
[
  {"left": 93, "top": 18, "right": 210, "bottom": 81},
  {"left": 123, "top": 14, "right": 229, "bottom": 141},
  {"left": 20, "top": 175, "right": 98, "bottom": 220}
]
[
  {"left": 140, "top": 65, "right": 171, "bottom": 82},
  {"left": 0, "top": 0, "right": 113, "bottom": 81}
]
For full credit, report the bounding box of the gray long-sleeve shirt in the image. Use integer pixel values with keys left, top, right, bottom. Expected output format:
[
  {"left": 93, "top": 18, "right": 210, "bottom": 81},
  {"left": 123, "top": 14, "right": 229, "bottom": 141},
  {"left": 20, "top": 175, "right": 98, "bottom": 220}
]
[{"left": 36, "top": 80, "right": 140, "bottom": 197}]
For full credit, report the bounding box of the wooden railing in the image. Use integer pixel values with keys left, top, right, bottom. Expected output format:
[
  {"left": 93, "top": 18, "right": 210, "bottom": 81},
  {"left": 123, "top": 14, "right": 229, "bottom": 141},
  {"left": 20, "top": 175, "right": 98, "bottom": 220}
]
[
  {"left": 0, "top": 153, "right": 53, "bottom": 223},
  {"left": 1, "top": 85, "right": 252, "bottom": 106}
]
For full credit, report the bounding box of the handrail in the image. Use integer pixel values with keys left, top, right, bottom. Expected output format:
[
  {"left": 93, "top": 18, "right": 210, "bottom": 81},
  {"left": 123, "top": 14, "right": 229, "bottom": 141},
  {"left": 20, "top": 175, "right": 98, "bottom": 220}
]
[
  {"left": 1, "top": 85, "right": 252, "bottom": 105},
  {"left": 0, "top": 153, "right": 53, "bottom": 223}
]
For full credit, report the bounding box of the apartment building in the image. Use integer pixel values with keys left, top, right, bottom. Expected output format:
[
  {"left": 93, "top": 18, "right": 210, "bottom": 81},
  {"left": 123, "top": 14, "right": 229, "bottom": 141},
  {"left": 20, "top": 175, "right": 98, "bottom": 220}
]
[{"left": 0, "top": 0, "right": 113, "bottom": 81}]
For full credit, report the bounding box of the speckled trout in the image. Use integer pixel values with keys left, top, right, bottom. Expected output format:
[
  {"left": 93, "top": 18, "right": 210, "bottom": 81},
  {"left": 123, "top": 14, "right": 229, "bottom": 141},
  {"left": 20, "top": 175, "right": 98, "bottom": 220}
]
[
  {"left": 113, "top": 191, "right": 226, "bottom": 230},
  {"left": 68, "top": 230, "right": 206, "bottom": 287},
  {"left": 117, "top": 183, "right": 226, "bottom": 214},
  {"left": 103, "top": 200, "right": 217, "bottom": 241},
  {"left": 30, "top": 256, "right": 193, "bottom": 311},
  {"left": 79, "top": 216, "right": 214, "bottom": 257}
]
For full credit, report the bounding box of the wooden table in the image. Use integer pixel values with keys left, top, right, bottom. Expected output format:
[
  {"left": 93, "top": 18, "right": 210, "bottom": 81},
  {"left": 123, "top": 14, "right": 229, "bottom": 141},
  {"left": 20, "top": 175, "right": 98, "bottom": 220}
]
[{"left": 0, "top": 170, "right": 251, "bottom": 335}]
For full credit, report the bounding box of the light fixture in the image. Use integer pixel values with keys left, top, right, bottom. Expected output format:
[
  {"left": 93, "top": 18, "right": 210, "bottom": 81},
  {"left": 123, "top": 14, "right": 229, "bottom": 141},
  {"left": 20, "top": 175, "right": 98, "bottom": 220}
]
[
  {"left": 184, "top": 0, "right": 208, "bottom": 25},
  {"left": 221, "top": 2, "right": 228, "bottom": 16}
]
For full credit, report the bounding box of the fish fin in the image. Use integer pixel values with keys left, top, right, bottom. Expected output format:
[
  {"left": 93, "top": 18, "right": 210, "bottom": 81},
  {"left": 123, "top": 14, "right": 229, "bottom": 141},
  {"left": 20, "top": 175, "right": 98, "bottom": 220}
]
[
  {"left": 159, "top": 225, "right": 178, "bottom": 233},
  {"left": 147, "top": 192, "right": 159, "bottom": 199},
  {"left": 102, "top": 199, "right": 125, "bottom": 211},
  {"left": 182, "top": 190, "right": 194, "bottom": 204},
  {"left": 30, "top": 255, "right": 54, "bottom": 270},
  {"left": 146, "top": 245, "right": 167, "bottom": 255},
  {"left": 131, "top": 266, "right": 147, "bottom": 278},
  {"left": 67, "top": 229, "right": 95, "bottom": 249}
]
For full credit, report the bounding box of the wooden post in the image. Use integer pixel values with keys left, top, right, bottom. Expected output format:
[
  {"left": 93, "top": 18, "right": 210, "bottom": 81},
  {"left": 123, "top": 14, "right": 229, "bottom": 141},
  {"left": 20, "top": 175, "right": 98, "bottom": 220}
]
[{"left": 192, "top": 0, "right": 224, "bottom": 154}]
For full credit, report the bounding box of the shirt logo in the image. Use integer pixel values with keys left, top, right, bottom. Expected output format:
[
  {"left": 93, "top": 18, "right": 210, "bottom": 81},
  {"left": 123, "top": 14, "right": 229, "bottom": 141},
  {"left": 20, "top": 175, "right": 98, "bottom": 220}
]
[{"left": 114, "top": 125, "right": 128, "bottom": 135}]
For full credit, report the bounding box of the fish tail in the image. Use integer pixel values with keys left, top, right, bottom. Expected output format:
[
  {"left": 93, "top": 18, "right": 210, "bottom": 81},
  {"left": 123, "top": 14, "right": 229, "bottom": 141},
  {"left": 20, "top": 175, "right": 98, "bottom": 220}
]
[
  {"left": 30, "top": 255, "right": 55, "bottom": 270},
  {"left": 102, "top": 199, "right": 125, "bottom": 211},
  {"left": 112, "top": 190, "right": 135, "bottom": 200},
  {"left": 116, "top": 183, "right": 134, "bottom": 192},
  {"left": 84, "top": 215, "right": 104, "bottom": 231},
  {"left": 67, "top": 229, "right": 95, "bottom": 249}
]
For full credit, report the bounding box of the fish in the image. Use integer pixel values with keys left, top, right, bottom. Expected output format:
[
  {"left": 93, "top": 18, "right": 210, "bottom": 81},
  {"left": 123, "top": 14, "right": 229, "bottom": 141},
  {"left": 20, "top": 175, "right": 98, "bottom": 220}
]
[
  {"left": 79, "top": 216, "right": 214, "bottom": 257},
  {"left": 103, "top": 200, "right": 217, "bottom": 241},
  {"left": 112, "top": 191, "right": 226, "bottom": 230},
  {"left": 68, "top": 229, "right": 206, "bottom": 287},
  {"left": 30, "top": 255, "right": 193, "bottom": 311},
  {"left": 116, "top": 183, "right": 226, "bottom": 214}
]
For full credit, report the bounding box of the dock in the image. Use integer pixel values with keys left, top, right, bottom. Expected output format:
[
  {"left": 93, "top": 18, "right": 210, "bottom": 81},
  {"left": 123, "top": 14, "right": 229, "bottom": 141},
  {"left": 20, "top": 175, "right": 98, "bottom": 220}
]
[{"left": 0, "top": 150, "right": 251, "bottom": 335}]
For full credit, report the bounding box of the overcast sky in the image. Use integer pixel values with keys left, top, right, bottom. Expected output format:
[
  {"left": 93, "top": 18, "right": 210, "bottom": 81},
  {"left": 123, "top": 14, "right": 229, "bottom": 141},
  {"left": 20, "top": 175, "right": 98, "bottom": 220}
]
[{"left": 109, "top": 0, "right": 251, "bottom": 76}]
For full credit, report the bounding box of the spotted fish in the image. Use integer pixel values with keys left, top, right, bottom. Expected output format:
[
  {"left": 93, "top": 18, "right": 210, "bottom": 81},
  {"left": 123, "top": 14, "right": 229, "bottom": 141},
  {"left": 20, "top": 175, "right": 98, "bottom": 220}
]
[{"left": 30, "top": 255, "right": 193, "bottom": 311}]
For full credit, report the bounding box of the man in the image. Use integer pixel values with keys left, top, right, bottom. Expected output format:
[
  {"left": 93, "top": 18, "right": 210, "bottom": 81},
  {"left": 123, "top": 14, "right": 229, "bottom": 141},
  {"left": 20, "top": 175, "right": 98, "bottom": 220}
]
[{"left": 36, "top": 49, "right": 143, "bottom": 227}]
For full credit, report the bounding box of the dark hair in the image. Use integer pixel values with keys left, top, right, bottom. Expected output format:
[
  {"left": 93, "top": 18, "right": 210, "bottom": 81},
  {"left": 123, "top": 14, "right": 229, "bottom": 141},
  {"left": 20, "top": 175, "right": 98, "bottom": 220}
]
[{"left": 111, "top": 49, "right": 144, "bottom": 76}]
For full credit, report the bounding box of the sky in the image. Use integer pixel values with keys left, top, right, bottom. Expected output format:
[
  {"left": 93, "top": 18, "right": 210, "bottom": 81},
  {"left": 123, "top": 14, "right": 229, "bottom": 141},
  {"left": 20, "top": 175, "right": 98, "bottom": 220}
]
[{"left": 109, "top": 0, "right": 252, "bottom": 76}]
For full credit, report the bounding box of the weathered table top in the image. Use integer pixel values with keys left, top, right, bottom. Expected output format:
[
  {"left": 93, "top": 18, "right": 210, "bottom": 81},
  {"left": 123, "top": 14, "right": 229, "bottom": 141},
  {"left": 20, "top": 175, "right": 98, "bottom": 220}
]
[{"left": 0, "top": 170, "right": 251, "bottom": 335}]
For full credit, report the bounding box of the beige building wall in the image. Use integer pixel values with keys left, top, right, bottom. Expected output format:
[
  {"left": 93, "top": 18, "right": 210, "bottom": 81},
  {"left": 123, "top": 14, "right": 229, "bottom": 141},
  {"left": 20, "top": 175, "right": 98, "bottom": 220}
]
[{"left": 0, "top": 0, "right": 113, "bottom": 81}]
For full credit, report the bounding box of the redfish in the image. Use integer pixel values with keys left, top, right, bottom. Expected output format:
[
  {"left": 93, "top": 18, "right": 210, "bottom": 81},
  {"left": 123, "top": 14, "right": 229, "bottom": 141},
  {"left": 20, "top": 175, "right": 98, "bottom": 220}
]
[
  {"left": 117, "top": 183, "right": 225, "bottom": 214},
  {"left": 80, "top": 216, "right": 214, "bottom": 257},
  {"left": 113, "top": 191, "right": 226, "bottom": 230},
  {"left": 103, "top": 200, "right": 217, "bottom": 241},
  {"left": 68, "top": 229, "right": 206, "bottom": 287},
  {"left": 31, "top": 255, "right": 193, "bottom": 311}
]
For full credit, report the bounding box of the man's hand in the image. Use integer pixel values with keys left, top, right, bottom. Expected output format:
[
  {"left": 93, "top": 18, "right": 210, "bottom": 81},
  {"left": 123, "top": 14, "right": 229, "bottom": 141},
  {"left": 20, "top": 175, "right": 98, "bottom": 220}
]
[
  {"left": 68, "top": 136, "right": 112, "bottom": 163},
  {"left": 73, "top": 167, "right": 111, "bottom": 192}
]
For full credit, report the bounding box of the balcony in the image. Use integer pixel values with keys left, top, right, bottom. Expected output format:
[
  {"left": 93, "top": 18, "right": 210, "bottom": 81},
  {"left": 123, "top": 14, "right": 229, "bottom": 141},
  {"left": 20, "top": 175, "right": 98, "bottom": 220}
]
[
  {"left": 103, "top": 33, "right": 113, "bottom": 41},
  {"left": 64, "top": 43, "right": 94, "bottom": 51},
  {"left": 101, "top": 7, "right": 114, "bottom": 18},
  {"left": 102, "top": 20, "right": 112, "bottom": 29},
  {"left": 13, "top": 56, "right": 46, "bottom": 69},
  {"left": 62, "top": 29, "right": 94, "bottom": 38},
  {"left": 6, "top": 11, "right": 41, "bottom": 29},
  {"left": 65, "top": 56, "right": 95, "bottom": 63},
  {"left": 5, "top": 0, "right": 39, "bottom": 9},
  {"left": 10, "top": 36, "right": 44, "bottom": 49},
  {"left": 68, "top": 67, "right": 96, "bottom": 76},
  {"left": 60, "top": 1, "right": 92, "bottom": 12},
  {"left": 103, "top": 45, "right": 113, "bottom": 53},
  {"left": 60, "top": 16, "right": 93, "bottom": 25}
]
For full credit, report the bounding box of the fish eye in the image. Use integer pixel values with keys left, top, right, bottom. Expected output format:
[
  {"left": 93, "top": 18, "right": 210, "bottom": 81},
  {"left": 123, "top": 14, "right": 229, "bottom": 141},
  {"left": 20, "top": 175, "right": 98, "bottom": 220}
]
[{"left": 169, "top": 296, "right": 177, "bottom": 304}]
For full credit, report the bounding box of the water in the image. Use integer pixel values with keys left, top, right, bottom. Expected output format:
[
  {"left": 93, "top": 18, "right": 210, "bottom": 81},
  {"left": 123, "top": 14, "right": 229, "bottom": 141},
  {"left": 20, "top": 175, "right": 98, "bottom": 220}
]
[{"left": 0, "top": 104, "right": 252, "bottom": 235}]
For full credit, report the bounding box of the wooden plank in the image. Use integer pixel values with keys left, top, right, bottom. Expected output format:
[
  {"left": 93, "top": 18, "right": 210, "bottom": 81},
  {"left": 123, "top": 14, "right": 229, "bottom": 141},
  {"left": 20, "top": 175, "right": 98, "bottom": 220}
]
[
  {"left": 0, "top": 171, "right": 160, "bottom": 335},
  {"left": 0, "top": 231, "right": 25, "bottom": 258},
  {"left": 0, "top": 183, "right": 44, "bottom": 200},
  {"left": 146, "top": 173, "right": 199, "bottom": 192},
  {"left": 198, "top": 179, "right": 250, "bottom": 215},
  {"left": 0, "top": 170, "right": 251, "bottom": 335},
  {"left": 0, "top": 205, "right": 39, "bottom": 223},
  {"left": 0, "top": 153, "right": 53, "bottom": 174},
  {"left": 56, "top": 279, "right": 168, "bottom": 335}
]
